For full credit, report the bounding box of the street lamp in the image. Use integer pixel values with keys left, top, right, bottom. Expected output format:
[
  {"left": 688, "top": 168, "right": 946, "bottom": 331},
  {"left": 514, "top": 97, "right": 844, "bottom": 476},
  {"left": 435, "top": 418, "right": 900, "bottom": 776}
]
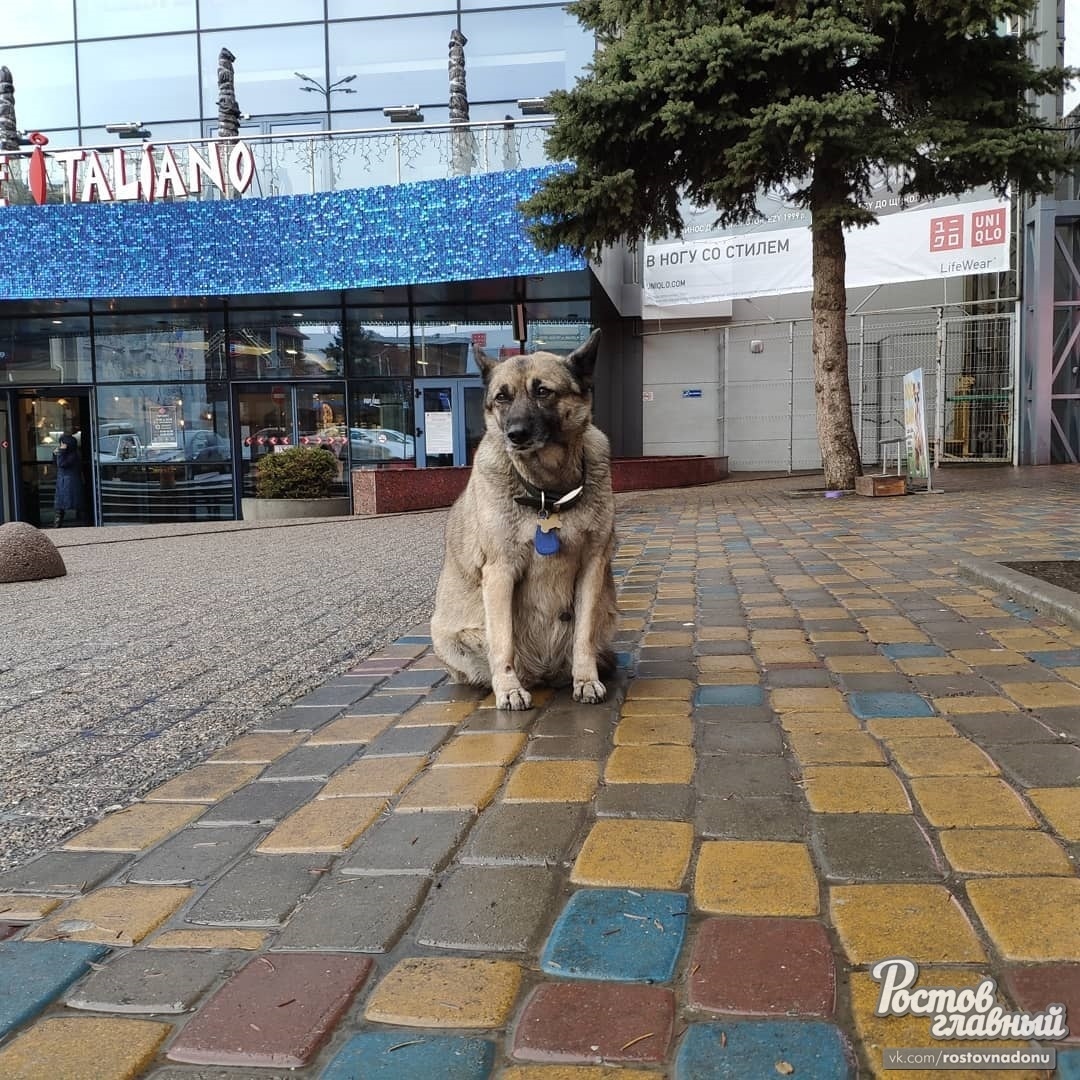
[{"left": 294, "top": 71, "right": 357, "bottom": 123}]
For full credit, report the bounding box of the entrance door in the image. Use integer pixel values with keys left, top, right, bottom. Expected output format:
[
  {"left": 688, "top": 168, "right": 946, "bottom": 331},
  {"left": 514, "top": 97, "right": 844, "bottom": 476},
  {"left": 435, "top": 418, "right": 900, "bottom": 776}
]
[
  {"left": 414, "top": 379, "right": 485, "bottom": 468},
  {"left": 235, "top": 382, "right": 348, "bottom": 498},
  {"left": 0, "top": 398, "right": 12, "bottom": 523},
  {"left": 15, "top": 392, "right": 93, "bottom": 527}
]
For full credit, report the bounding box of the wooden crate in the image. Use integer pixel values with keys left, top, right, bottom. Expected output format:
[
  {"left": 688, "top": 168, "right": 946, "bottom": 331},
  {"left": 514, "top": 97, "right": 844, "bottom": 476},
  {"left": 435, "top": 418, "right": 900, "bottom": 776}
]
[{"left": 855, "top": 473, "right": 907, "bottom": 497}]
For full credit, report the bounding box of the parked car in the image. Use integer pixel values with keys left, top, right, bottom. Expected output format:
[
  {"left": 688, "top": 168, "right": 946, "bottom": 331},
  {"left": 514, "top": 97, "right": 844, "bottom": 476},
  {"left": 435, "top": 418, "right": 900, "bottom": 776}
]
[
  {"left": 97, "top": 432, "right": 144, "bottom": 463},
  {"left": 350, "top": 427, "right": 414, "bottom": 461}
]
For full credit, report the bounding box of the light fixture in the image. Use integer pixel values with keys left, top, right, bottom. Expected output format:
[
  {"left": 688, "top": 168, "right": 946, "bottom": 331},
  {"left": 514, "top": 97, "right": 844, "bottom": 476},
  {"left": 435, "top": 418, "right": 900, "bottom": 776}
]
[
  {"left": 51, "top": 319, "right": 62, "bottom": 324},
  {"left": 291, "top": 312, "right": 304, "bottom": 318},
  {"left": 105, "top": 121, "right": 151, "bottom": 139},
  {"left": 517, "top": 97, "right": 550, "bottom": 115},
  {"left": 382, "top": 104, "right": 424, "bottom": 123}
]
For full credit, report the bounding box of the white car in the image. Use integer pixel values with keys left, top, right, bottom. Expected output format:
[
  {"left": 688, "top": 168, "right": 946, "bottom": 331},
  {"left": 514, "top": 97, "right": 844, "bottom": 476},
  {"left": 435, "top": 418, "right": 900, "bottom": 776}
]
[{"left": 350, "top": 427, "right": 413, "bottom": 460}]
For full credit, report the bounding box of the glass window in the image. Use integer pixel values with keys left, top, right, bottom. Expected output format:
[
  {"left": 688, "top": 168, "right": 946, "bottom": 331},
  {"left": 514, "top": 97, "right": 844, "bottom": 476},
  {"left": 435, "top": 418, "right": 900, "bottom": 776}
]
[
  {"left": 348, "top": 379, "right": 414, "bottom": 465},
  {"left": 76, "top": 0, "right": 195, "bottom": 39},
  {"left": 460, "top": 9, "right": 593, "bottom": 102},
  {"left": 200, "top": 25, "right": 326, "bottom": 118},
  {"left": 227, "top": 310, "right": 344, "bottom": 379},
  {"left": 198, "top": 0, "right": 323, "bottom": 28},
  {"left": 6, "top": 0, "right": 75, "bottom": 45},
  {"left": 414, "top": 306, "right": 524, "bottom": 376},
  {"left": 330, "top": 108, "right": 451, "bottom": 189},
  {"left": 330, "top": 1, "right": 452, "bottom": 15},
  {"left": 0, "top": 44, "right": 77, "bottom": 130},
  {"left": 0, "top": 314, "right": 92, "bottom": 384},
  {"left": 346, "top": 310, "right": 411, "bottom": 377},
  {"left": 93, "top": 312, "right": 226, "bottom": 382},
  {"left": 78, "top": 35, "right": 198, "bottom": 126},
  {"left": 329, "top": 17, "right": 453, "bottom": 111}
]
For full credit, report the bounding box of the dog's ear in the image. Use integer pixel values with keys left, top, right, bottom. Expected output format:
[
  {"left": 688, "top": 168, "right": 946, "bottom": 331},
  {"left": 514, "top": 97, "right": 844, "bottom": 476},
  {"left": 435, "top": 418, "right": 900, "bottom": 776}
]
[
  {"left": 564, "top": 328, "right": 601, "bottom": 388},
  {"left": 475, "top": 348, "right": 500, "bottom": 384}
]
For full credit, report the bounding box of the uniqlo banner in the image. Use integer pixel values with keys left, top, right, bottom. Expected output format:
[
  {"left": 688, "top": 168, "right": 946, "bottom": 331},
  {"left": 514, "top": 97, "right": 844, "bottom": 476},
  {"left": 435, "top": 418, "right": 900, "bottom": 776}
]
[{"left": 643, "top": 186, "right": 1010, "bottom": 307}]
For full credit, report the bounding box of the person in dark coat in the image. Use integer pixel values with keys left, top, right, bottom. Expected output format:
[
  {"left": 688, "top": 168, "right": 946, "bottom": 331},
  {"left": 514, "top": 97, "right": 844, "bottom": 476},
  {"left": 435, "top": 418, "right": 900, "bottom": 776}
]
[{"left": 53, "top": 433, "right": 84, "bottom": 528}]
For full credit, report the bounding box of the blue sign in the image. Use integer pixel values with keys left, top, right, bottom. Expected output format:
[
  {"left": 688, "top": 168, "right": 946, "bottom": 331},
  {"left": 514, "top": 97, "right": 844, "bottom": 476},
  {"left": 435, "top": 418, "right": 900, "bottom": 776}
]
[{"left": 682, "top": 388, "right": 703, "bottom": 398}]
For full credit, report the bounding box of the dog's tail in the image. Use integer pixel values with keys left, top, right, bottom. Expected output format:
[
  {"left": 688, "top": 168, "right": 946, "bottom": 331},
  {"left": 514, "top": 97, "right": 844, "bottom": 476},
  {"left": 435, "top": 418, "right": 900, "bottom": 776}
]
[{"left": 597, "top": 648, "right": 617, "bottom": 680}]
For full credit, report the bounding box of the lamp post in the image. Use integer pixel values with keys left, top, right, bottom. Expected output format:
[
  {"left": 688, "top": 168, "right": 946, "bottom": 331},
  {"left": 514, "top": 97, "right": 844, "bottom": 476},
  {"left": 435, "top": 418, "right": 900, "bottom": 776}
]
[{"left": 294, "top": 71, "right": 357, "bottom": 126}]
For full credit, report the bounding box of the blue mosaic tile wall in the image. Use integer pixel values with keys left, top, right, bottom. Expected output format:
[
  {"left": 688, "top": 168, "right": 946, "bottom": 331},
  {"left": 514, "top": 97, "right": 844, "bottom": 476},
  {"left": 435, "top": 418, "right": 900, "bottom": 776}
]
[{"left": 0, "top": 166, "right": 585, "bottom": 300}]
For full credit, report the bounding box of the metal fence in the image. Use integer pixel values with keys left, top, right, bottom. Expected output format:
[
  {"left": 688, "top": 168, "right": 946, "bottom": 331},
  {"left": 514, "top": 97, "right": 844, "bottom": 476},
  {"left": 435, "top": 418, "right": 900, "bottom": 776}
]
[{"left": 723, "top": 307, "right": 1015, "bottom": 473}]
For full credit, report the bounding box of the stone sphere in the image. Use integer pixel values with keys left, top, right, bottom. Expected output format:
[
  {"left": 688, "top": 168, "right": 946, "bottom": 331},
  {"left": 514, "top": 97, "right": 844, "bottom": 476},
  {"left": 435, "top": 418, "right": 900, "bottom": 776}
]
[{"left": 0, "top": 521, "right": 67, "bottom": 583}]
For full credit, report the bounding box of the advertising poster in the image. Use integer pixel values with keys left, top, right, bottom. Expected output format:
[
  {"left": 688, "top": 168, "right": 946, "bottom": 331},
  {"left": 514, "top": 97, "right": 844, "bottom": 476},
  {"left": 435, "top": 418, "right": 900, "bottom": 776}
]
[{"left": 903, "top": 368, "right": 930, "bottom": 482}]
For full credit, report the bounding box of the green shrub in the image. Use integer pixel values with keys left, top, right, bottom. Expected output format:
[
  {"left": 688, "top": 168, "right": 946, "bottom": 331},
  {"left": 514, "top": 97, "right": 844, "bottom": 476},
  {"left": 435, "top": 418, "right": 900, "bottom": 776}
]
[{"left": 255, "top": 446, "right": 338, "bottom": 499}]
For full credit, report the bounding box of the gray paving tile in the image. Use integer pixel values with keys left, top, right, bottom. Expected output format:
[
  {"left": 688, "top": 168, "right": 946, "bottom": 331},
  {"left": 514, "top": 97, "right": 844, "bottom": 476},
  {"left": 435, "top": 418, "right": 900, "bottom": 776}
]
[
  {"left": 252, "top": 706, "right": 344, "bottom": 732},
  {"left": 698, "top": 724, "right": 783, "bottom": 756},
  {"left": 290, "top": 683, "right": 378, "bottom": 708},
  {"left": 909, "top": 674, "right": 999, "bottom": 697},
  {"left": 196, "top": 781, "right": 322, "bottom": 826},
  {"left": 340, "top": 811, "right": 472, "bottom": 876},
  {"left": 363, "top": 725, "right": 453, "bottom": 757},
  {"left": 811, "top": 814, "right": 945, "bottom": 881},
  {"left": 534, "top": 707, "right": 619, "bottom": 739},
  {"left": 594, "top": 784, "right": 695, "bottom": 820},
  {"left": 459, "top": 803, "right": 586, "bottom": 866},
  {"left": 695, "top": 755, "right": 798, "bottom": 798},
  {"left": 696, "top": 796, "right": 810, "bottom": 841},
  {"left": 694, "top": 640, "right": 753, "bottom": 656},
  {"left": 523, "top": 734, "right": 609, "bottom": 760},
  {"left": 763, "top": 669, "right": 834, "bottom": 688},
  {"left": 127, "top": 826, "right": 266, "bottom": 885},
  {"left": 66, "top": 949, "right": 245, "bottom": 1014},
  {"left": 426, "top": 683, "right": 488, "bottom": 703},
  {"left": 1032, "top": 708, "right": 1080, "bottom": 739},
  {"left": 950, "top": 713, "right": 1062, "bottom": 745},
  {"left": 0, "top": 851, "right": 131, "bottom": 895},
  {"left": 347, "top": 693, "right": 426, "bottom": 715},
  {"left": 258, "top": 743, "right": 364, "bottom": 781},
  {"left": 837, "top": 673, "right": 914, "bottom": 693},
  {"left": 986, "top": 743, "right": 1080, "bottom": 788},
  {"left": 273, "top": 875, "right": 428, "bottom": 953},
  {"left": 185, "top": 853, "right": 333, "bottom": 927},
  {"left": 379, "top": 669, "right": 449, "bottom": 691},
  {"left": 460, "top": 709, "right": 535, "bottom": 733},
  {"left": 694, "top": 706, "right": 777, "bottom": 725},
  {"left": 415, "top": 866, "right": 559, "bottom": 952}
]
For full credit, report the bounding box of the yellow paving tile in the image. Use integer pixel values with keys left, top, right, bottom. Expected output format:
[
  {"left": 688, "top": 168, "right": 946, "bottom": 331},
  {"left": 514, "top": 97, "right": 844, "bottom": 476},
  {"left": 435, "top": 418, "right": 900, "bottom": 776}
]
[
  {"left": 620, "top": 699, "right": 691, "bottom": 719},
  {"left": 617, "top": 617, "right": 646, "bottom": 632},
  {"left": 693, "top": 841, "right": 819, "bottom": 916},
  {"left": 830, "top": 885, "right": 985, "bottom": 963},
  {"left": 895, "top": 657, "right": 972, "bottom": 676},
  {"left": 617, "top": 597, "right": 651, "bottom": 611},
  {"left": 435, "top": 732, "right": 527, "bottom": 767},
  {"left": 624, "top": 679, "right": 694, "bottom": 701},
  {"left": 698, "top": 627, "right": 749, "bottom": 641},
  {"left": 824, "top": 655, "right": 896, "bottom": 674},
  {"left": 63, "top": 803, "right": 203, "bottom": 852},
  {"left": 932, "top": 696, "right": 1019, "bottom": 715},
  {"left": 808, "top": 630, "right": 864, "bottom": 641},
  {"left": 503, "top": 760, "right": 599, "bottom": 803},
  {"left": 966, "top": 878, "right": 1080, "bottom": 961},
  {"left": 745, "top": 606, "right": 792, "bottom": 619},
  {"left": 939, "top": 830, "right": 1073, "bottom": 876},
  {"left": 1056, "top": 666, "right": 1080, "bottom": 685},
  {"left": 401, "top": 700, "right": 480, "bottom": 724},
  {"left": 26, "top": 886, "right": 191, "bottom": 946},
  {"left": 396, "top": 765, "right": 504, "bottom": 812},
  {"left": 0, "top": 894, "right": 60, "bottom": 920},
  {"left": 257, "top": 796, "right": 385, "bottom": 853},
  {"left": 208, "top": 732, "right": 304, "bottom": 763},
  {"left": 697, "top": 654, "right": 758, "bottom": 673},
  {"left": 910, "top": 777, "right": 1037, "bottom": 829},
  {"left": 0, "top": 1017, "right": 172, "bottom": 1080},
  {"left": 142, "top": 763, "right": 264, "bottom": 803},
  {"left": 364, "top": 957, "right": 522, "bottom": 1028},
  {"left": 989, "top": 629, "right": 1068, "bottom": 650},
  {"left": 1000, "top": 681, "right": 1080, "bottom": 709},
  {"left": 866, "top": 717, "right": 958, "bottom": 739},
  {"left": 755, "top": 645, "right": 818, "bottom": 665},
  {"left": 786, "top": 732, "right": 885, "bottom": 764},
  {"left": 801, "top": 607, "right": 850, "bottom": 620},
  {"left": 1027, "top": 787, "right": 1080, "bottom": 840},
  {"left": 614, "top": 715, "right": 692, "bottom": 745},
  {"left": 698, "top": 671, "right": 763, "bottom": 686},
  {"left": 604, "top": 745, "right": 695, "bottom": 784},
  {"left": 770, "top": 688, "right": 845, "bottom": 713},
  {"left": 318, "top": 756, "right": 426, "bottom": 798},
  {"left": 779, "top": 711, "right": 862, "bottom": 734},
  {"left": 802, "top": 766, "right": 911, "bottom": 813},
  {"left": 305, "top": 714, "right": 396, "bottom": 744},
  {"left": 571, "top": 819, "right": 693, "bottom": 889},
  {"left": 148, "top": 928, "right": 266, "bottom": 950},
  {"left": 750, "top": 629, "right": 807, "bottom": 642},
  {"left": 887, "top": 737, "right": 998, "bottom": 777},
  {"left": 653, "top": 604, "right": 694, "bottom": 620},
  {"left": 952, "top": 648, "right": 1029, "bottom": 667},
  {"left": 502, "top": 1071, "right": 659, "bottom": 1080},
  {"left": 643, "top": 631, "right": 693, "bottom": 647}
]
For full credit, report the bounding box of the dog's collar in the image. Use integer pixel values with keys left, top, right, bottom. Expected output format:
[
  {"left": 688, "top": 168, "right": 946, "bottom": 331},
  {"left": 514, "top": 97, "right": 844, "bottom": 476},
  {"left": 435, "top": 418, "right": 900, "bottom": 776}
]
[{"left": 512, "top": 461, "right": 586, "bottom": 512}]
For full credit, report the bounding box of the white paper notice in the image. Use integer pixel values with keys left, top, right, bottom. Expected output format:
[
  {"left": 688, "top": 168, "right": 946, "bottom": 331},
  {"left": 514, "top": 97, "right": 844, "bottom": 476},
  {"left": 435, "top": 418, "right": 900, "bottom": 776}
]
[{"left": 425, "top": 412, "right": 453, "bottom": 455}]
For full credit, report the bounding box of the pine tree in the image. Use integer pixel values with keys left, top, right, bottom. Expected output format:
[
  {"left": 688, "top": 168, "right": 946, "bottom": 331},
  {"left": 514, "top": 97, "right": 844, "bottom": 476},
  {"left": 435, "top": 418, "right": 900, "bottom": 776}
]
[{"left": 521, "top": 0, "right": 1078, "bottom": 488}]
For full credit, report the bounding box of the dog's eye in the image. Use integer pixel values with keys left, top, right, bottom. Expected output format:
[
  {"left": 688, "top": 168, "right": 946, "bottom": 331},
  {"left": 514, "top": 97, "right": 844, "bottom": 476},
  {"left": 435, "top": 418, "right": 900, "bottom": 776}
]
[
  {"left": 493, "top": 391, "right": 511, "bottom": 404},
  {"left": 535, "top": 386, "right": 552, "bottom": 399}
]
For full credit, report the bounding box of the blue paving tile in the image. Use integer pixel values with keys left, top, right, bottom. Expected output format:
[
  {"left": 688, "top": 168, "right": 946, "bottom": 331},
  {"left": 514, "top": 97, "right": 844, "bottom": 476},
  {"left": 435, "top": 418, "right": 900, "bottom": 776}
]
[
  {"left": 0, "top": 940, "right": 110, "bottom": 1038},
  {"left": 849, "top": 692, "right": 934, "bottom": 718},
  {"left": 1028, "top": 650, "right": 1080, "bottom": 668},
  {"left": 540, "top": 888, "right": 688, "bottom": 982},
  {"left": 616, "top": 652, "right": 634, "bottom": 669},
  {"left": 879, "top": 643, "right": 946, "bottom": 659},
  {"left": 395, "top": 636, "right": 432, "bottom": 645},
  {"left": 1057, "top": 1049, "right": 1080, "bottom": 1079},
  {"left": 320, "top": 1033, "right": 494, "bottom": 1080},
  {"left": 695, "top": 685, "right": 765, "bottom": 707},
  {"left": 995, "top": 599, "right": 1037, "bottom": 620},
  {"left": 675, "top": 1020, "right": 854, "bottom": 1079}
]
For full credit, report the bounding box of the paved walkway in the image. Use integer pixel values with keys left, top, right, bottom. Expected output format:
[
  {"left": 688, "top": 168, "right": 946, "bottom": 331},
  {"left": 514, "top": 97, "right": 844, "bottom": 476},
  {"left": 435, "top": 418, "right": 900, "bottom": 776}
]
[{"left": 1, "top": 466, "right": 1080, "bottom": 1079}]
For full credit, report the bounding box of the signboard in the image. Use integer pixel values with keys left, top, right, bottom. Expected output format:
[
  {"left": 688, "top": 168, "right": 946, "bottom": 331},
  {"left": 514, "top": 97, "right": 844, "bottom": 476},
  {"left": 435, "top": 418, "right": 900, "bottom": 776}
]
[
  {"left": 271, "top": 385, "right": 286, "bottom": 406},
  {"left": 424, "top": 411, "right": 453, "bottom": 455},
  {"left": 643, "top": 182, "right": 1009, "bottom": 307},
  {"left": 642, "top": 390, "right": 654, "bottom": 402},
  {"left": 147, "top": 405, "right": 180, "bottom": 449},
  {"left": 471, "top": 332, "right": 488, "bottom": 348},
  {"left": 903, "top": 368, "right": 931, "bottom": 483},
  {"left": 682, "top": 388, "right": 703, "bottom": 399}
]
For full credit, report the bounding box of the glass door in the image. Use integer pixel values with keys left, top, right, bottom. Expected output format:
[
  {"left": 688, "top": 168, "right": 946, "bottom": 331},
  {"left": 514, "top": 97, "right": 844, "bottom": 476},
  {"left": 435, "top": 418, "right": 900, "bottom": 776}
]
[
  {"left": 15, "top": 392, "right": 93, "bottom": 527},
  {"left": 0, "top": 397, "right": 12, "bottom": 523},
  {"left": 414, "top": 379, "right": 485, "bottom": 467}
]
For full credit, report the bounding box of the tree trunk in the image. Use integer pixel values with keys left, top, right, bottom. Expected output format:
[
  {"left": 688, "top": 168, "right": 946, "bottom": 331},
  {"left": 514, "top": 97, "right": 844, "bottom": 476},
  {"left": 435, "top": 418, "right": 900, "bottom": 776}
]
[{"left": 810, "top": 166, "right": 863, "bottom": 489}]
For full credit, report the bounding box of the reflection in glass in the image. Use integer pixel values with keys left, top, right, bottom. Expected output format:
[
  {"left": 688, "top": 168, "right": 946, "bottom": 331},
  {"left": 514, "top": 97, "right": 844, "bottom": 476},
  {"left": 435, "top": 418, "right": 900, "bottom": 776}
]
[
  {"left": 0, "top": 315, "right": 92, "bottom": 384},
  {"left": 92, "top": 313, "right": 226, "bottom": 383},
  {"left": 329, "top": 0, "right": 452, "bottom": 15},
  {"left": 7, "top": 0, "right": 75, "bottom": 46},
  {"left": 346, "top": 311, "right": 411, "bottom": 377},
  {"left": 0, "top": 44, "right": 78, "bottom": 130},
  {"left": 198, "top": 0, "right": 323, "bottom": 28},
  {"left": 414, "top": 309, "right": 523, "bottom": 376},
  {"left": 349, "top": 379, "right": 414, "bottom": 465},
  {"left": 227, "top": 311, "right": 344, "bottom": 379},
  {"left": 421, "top": 385, "right": 454, "bottom": 467},
  {"left": 76, "top": 0, "right": 196, "bottom": 40}
]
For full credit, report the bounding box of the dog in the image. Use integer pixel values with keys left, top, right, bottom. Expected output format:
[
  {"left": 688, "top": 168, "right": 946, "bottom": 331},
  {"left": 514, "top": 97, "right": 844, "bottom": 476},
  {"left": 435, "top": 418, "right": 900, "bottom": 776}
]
[{"left": 431, "top": 328, "right": 617, "bottom": 710}]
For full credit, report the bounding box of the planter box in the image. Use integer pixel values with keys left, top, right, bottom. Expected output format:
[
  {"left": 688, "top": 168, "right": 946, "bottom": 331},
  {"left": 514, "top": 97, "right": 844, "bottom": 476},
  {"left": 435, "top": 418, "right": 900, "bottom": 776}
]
[
  {"left": 855, "top": 474, "right": 907, "bottom": 498},
  {"left": 241, "top": 496, "right": 352, "bottom": 521}
]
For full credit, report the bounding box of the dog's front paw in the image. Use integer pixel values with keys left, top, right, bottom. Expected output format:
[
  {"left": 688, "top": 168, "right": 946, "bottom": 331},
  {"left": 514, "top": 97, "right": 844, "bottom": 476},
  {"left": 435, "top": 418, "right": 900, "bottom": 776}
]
[
  {"left": 573, "top": 679, "right": 607, "bottom": 704},
  {"left": 496, "top": 687, "right": 533, "bottom": 711}
]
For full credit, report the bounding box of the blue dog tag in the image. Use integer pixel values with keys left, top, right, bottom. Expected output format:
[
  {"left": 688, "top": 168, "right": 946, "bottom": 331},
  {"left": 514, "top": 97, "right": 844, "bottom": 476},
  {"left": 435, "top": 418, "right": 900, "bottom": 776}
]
[{"left": 534, "top": 524, "right": 560, "bottom": 556}]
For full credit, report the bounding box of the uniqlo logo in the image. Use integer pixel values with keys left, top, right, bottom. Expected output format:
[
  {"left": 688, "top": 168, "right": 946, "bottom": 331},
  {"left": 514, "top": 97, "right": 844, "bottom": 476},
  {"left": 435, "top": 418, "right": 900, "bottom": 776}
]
[
  {"left": 971, "top": 207, "right": 1006, "bottom": 247},
  {"left": 930, "top": 215, "right": 964, "bottom": 252}
]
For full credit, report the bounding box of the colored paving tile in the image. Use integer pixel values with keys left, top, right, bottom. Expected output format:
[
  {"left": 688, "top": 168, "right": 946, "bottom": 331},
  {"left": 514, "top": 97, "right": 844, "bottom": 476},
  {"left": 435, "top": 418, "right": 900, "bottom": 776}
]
[
  {"left": 895, "top": 657, "right": 972, "bottom": 676},
  {"left": 966, "top": 878, "right": 1080, "bottom": 961},
  {"left": 1003, "top": 965, "right": 1080, "bottom": 1043},
  {"left": 539, "top": 888, "right": 688, "bottom": 982},
  {"left": 571, "top": 819, "right": 694, "bottom": 889},
  {"left": 62, "top": 803, "right": 204, "bottom": 852},
  {"left": 1027, "top": 648, "right": 1080, "bottom": 667},
  {"left": 952, "top": 648, "right": 1028, "bottom": 666},
  {"left": 317, "top": 755, "right": 427, "bottom": 797},
  {"left": 0, "top": 1016, "right": 171, "bottom": 1080},
  {"left": 674, "top": 1021, "right": 854, "bottom": 1080},
  {"left": 886, "top": 736, "right": 999, "bottom": 776},
  {"left": 26, "top": 885, "right": 191, "bottom": 946},
  {"left": 780, "top": 711, "right": 862, "bottom": 733},
  {"left": 512, "top": 981, "right": 675, "bottom": 1065},
  {"left": 693, "top": 841, "right": 819, "bottom": 916},
  {"left": 811, "top": 814, "right": 944, "bottom": 882},
  {"left": 305, "top": 714, "right": 396, "bottom": 744},
  {"left": 0, "top": 940, "right": 109, "bottom": 1039},
  {"left": 436, "top": 732, "right": 528, "bottom": 766},
  {"left": 694, "top": 685, "right": 764, "bottom": 706},
  {"left": 614, "top": 715, "right": 692, "bottom": 745},
  {"left": 909, "top": 777, "right": 1037, "bottom": 828},
  {"left": 1027, "top": 787, "right": 1080, "bottom": 839},
  {"left": 148, "top": 928, "right": 265, "bottom": 950},
  {"left": 0, "top": 894, "right": 60, "bottom": 920},
  {"left": 208, "top": 732, "right": 304, "bottom": 763},
  {"left": 770, "top": 688, "right": 845, "bottom": 712},
  {"left": 687, "top": 916, "right": 835, "bottom": 1017},
  {"left": 1000, "top": 681, "right": 1080, "bottom": 708},
  {"left": 825, "top": 655, "right": 897, "bottom": 673},
  {"left": 604, "top": 745, "right": 695, "bottom": 784},
  {"left": 364, "top": 957, "right": 522, "bottom": 1027},
  {"left": 880, "top": 644, "right": 946, "bottom": 659},
  {"left": 802, "top": 766, "right": 912, "bottom": 813},
  {"left": 167, "top": 952, "right": 372, "bottom": 1067},
  {"left": 395, "top": 765, "right": 505, "bottom": 812},
  {"left": 403, "top": 701, "right": 484, "bottom": 725},
  {"left": 848, "top": 692, "right": 934, "bottom": 719},
  {"left": 504, "top": 761, "right": 600, "bottom": 802},
  {"left": 865, "top": 717, "right": 958, "bottom": 738},
  {"left": 621, "top": 698, "right": 692, "bottom": 718},
  {"left": 933, "top": 695, "right": 1021, "bottom": 715},
  {"left": 142, "top": 762, "right": 265, "bottom": 803},
  {"left": 830, "top": 885, "right": 985, "bottom": 963},
  {"left": 938, "top": 829, "right": 1073, "bottom": 875},
  {"left": 786, "top": 732, "right": 885, "bottom": 764},
  {"left": 255, "top": 796, "right": 385, "bottom": 853},
  {"left": 321, "top": 1033, "right": 496, "bottom": 1080}
]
